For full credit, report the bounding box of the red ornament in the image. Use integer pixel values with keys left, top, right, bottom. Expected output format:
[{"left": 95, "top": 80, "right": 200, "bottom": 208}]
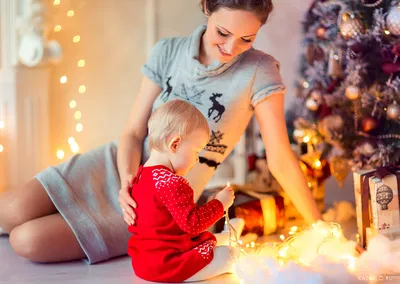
[
  {"left": 317, "top": 104, "right": 333, "bottom": 120},
  {"left": 348, "top": 39, "right": 365, "bottom": 54},
  {"left": 361, "top": 116, "right": 379, "bottom": 133},
  {"left": 382, "top": 63, "right": 400, "bottom": 74},
  {"left": 248, "top": 154, "right": 257, "bottom": 171},
  {"left": 392, "top": 41, "right": 400, "bottom": 56},
  {"left": 326, "top": 79, "right": 341, "bottom": 93}
]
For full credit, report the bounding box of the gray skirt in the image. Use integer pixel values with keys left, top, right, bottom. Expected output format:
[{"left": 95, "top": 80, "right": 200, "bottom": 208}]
[{"left": 35, "top": 141, "right": 130, "bottom": 264}]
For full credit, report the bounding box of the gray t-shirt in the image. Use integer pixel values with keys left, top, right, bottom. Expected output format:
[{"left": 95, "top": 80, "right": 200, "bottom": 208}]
[{"left": 142, "top": 25, "right": 286, "bottom": 201}]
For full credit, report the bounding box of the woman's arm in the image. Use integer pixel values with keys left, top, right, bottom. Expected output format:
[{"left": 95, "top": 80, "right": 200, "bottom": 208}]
[
  {"left": 118, "top": 76, "right": 162, "bottom": 225},
  {"left": 254, "top": 93, "right": 322, "bottom": 224}
]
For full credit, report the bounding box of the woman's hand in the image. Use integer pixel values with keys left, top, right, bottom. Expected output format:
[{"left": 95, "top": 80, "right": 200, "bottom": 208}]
[{"left": 118, "top": 174, "right": 138, "bottom": 225}]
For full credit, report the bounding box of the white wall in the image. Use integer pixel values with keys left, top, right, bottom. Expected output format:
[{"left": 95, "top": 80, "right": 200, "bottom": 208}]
[
  {"left": 48, "top": 0, "right": 147, "bottom": 164},
  {"left": 254, "top": 0, "right": 314, "bottom": 109},
  {"left": 157, "top": 0, "right": 204, "bottom": 38},
  {"left": 48, "top": 0, "right": 313, "bottom": 163},
  {"left": 47, "top": 0, "right": 205, "bottom": 165}
]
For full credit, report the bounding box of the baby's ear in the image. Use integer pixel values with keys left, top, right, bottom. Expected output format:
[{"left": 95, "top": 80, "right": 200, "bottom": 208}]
[{"left": 168, "top": 136, "right": 181, "bottom": 153}]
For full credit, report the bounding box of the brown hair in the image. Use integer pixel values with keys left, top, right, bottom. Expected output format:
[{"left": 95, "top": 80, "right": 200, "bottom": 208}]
[
  {"left": 148, "top": 100, "right": 210, "bottom": 151},
  {"left": 200, "top": 0, "right": 274, "bottom": 25}
]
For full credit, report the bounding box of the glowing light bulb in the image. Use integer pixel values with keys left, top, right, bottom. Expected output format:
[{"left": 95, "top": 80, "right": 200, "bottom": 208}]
[
  {"left": 79, "top": 85, "right": 86, "bottom": 93},
  {"left": 73, "top": 35, "right": 80, "bottom": 43},
  {"left": 279, "top": 249, "right": 287, "bottom": 258},
  {"left": 74, "top": 111, "right": 82, "bottom": 120},
  {"left": 0, "top": 121, "right": 4, "bottom": 129},
  {"left": 68, "top": 137, "right": 75, "bottom": 144},
  {"left": 54, "top": 25, "right": 62, "bottom": 32},
  {"left": 384, "top": 30, "right": 391, "bottom": 35},
  {"left": 303, "top": 81, "right": 310, "bottom": 88},
  {"left": 78, "top": 60, "right": 85, "bottom": 67},
  {"left": 57, "top": 150, "right": 65, "bottom": 159},
  {"left": 347, "top": 257, "right": 356, "bottom": 271},
  {"left": 0, "top": 144, "right": 3, "bottom": 152},
  {"left": 227, "top": 182, "right": 231, "bottom": 187},
  {"left": 303, "top": 136, "right": 310, "bottom": 143},
  {"left": 67, "top": 10, "right": 74, "bottom": 17},
  {"left": 71, "top": 142, "right": 79, "bottom": 153},
  {"left": 69, "top": 100, "right": 77, "bottom": 109},
  {"left": 291, "top": 226, "right": 298, "bottom": 232},
  {"left": 280, "top": 234, "right": 285, "bottom": 241},
  {"left": 314, "top": 159, "right": 322, "bottom": 169},
  {"left": 53, "top": 0, "right": 60, "bottom": 5},
  {"left": 289, "top": 231, "right": 294, "bottom": 235},
  {"left": 60, "top": 76, "right": 67, "bottom": 84},
  {"left": 76, "top": 123, "right": 83, "bottom": 132}
]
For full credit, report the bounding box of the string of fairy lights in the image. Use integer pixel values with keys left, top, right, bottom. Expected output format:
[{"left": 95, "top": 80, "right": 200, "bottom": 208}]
[
  {"left": 52, "top": 0, "right": 86, "bottom": 160},
  {"left": 0, "top": 119, "right": 4, "bottom": 154}
]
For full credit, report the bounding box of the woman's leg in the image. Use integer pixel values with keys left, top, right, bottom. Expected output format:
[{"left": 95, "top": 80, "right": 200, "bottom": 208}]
[
  {"left": 9, "top": 213, "right": 85, "bottom": 262},
  {"left": 0, "top": 179, "right": 56, "bottom": 233},
  {"left": 184, "top": 246, "right": 236, "bottom": 282},
  {"left": 0, "top": 178, "right": 85, "bottom": 262}
]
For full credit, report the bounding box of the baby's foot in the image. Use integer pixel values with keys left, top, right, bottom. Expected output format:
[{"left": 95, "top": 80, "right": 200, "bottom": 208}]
[{"left": 223, "top": 218, "right": 245, "bottom": 239}]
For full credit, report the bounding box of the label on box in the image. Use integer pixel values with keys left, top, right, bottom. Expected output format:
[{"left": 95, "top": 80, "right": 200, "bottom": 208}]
[{"left": 369, "top": 173, "right": 400, "bottom": 234}]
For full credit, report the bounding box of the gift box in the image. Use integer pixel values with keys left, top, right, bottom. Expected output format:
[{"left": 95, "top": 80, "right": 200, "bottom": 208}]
[
  {"left": 353, "top": 166, "right": 400, "bottom": 248},
  {"left": 197, "top": 186, "right": 285, "bottom": 236}
]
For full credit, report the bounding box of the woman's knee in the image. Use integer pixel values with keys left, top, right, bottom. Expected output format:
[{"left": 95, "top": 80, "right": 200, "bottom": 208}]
[
  {"left": 0, "top": 179, "right": 55, "bottom": 231},
  {"left": 0, "top": 190, "right": 25, "bottom": 232},
  {"left": 9, "top": 223, "right": 44, "bottom": 262}
]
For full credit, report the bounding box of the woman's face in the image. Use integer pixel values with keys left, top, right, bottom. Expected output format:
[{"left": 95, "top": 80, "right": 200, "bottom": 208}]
[{"left": 204, "top": 8, "right": 262, "bottom": 63}]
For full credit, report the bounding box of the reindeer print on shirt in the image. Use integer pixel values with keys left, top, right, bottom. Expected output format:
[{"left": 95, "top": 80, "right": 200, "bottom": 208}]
[
  {"left": 174, "top": 83, "right": 205, "bottom": 105},
  {"left": 161, "top": 76, "right": 173, "bottom": 102},
  {"left": 208, "top": 93, "right": 225, "bottom": 123}
]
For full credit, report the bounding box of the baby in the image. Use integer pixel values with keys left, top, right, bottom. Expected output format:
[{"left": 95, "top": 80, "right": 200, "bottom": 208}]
[{"left": 128, "top": 100, "right": 241, "bottom": 282}]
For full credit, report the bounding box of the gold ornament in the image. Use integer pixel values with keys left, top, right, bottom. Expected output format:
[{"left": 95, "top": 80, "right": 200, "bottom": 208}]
[
  {"left": 329, "top": 156, "right": 351, "bottom": 188},
  {"left": 328, "top": 49, "right": 343, "bottom": 78},
  {"left": 339, "top": 12, "right": 365, "bottom": 40},
  {"left": 316, "top": 27, "right": 326, "bottom": 38},
  {"left": 345, "top": 85, "right": 361, "bottom": 100},
  {"left": 387, "top": 4, "right": 400, "bottom": 36},
  {"left": 306, "top": 98, "right": 319, "bottom": 111},
  {"left": 387, "top": 101, "right": 400, "bottom": 120},
  {"left": 317, "top": 115, "right": 345, "bottom": 140}
]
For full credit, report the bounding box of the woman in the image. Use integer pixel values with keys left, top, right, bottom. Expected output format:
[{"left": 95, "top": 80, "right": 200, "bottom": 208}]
[{"left": 0, "top": 0, "right": 321, "bottom": 264}]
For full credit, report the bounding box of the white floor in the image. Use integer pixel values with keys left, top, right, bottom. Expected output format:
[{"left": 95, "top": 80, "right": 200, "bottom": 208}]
[
  {"left": 0, "top": 219, "right": 358, "bottom": 284},
  {"left": 0, "top": 236, "right": 240, "bottom": 284},
  {"left": 0, "top": 176, "right": 358, "bottom": 284}
]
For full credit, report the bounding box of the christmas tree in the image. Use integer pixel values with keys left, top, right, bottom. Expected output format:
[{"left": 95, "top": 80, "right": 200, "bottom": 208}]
[{"left": 291, "top": 0, "right": 400, "bottom": 185}]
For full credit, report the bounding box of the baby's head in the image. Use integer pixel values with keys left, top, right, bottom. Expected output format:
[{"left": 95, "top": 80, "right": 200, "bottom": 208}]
[{"left": 148, "top": 100, "right": 210, "bottom": 175}]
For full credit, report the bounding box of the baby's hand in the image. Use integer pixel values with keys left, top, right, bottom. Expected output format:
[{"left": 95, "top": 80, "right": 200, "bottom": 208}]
[{"left": 215, "top": 185, "right": 235, "bottom": 211}]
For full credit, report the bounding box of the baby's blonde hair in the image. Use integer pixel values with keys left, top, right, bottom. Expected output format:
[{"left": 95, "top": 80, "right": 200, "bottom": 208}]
[{"left": 148, "top": 100, "right": 210, "bottom": 151}]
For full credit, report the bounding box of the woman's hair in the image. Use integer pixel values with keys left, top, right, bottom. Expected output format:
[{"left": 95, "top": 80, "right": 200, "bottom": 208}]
[
  {"left": 148, "top": 100, "right": 210, "bottom": 151},
  {"left": 200, "top": 0, "right": 274, "bottom": 25}
]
